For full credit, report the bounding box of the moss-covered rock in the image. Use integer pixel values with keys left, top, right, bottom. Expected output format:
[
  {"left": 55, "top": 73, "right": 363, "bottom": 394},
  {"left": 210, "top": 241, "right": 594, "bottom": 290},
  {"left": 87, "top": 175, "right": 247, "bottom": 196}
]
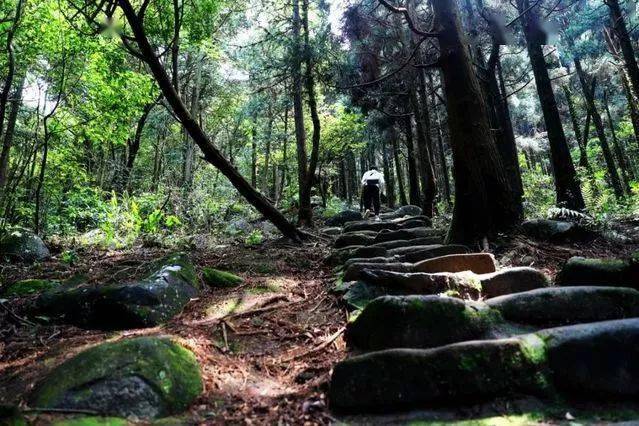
[
  {"left": 487, "top": 286, "right": 639, "bottom": 326},
  {"left": 202, "top": 267, "right": 243, "bottom": 288},
  {"left": 522, "top": 219, "right": 592, "bottom": 242},
  {"left": 2, "top": 279, "right": 59, "bottom": 297},
  {"left": 0, "top": 227, "right": 50, "bottom": 263},
  {"left": 329, "top": 336, "right": 548, "bottom": 413},
  {"left": 556, "top": 256, "right": 639, "bottom": 288},
  {"left": 358, "top": 270, "right": 482, "bottom": 298},
  {"left": 346, "top": 296, "right": 500, "bottom": 350},
  {"left": 33, "top": 253, "right": 198, "bottom": 330},
  {"left": 31, "top": 336, "right": 202, "bottom": 419},
  {"left": 342, "top": 281, "right": 395, "bottom": 310},
  {"left": 394, "top": 244, "right": 470, "bottom": 263}
]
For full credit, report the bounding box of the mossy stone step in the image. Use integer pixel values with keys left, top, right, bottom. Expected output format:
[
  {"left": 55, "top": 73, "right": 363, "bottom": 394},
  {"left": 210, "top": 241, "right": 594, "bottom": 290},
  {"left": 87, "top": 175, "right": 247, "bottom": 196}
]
[
  {"left": 330, "top": 319, "right": 639, "bottom": 413},
  {"left": 556, "top": 256, "right": 639, "bottom": 288},
  {"left": 346, "top": 296, "right": 499, "bottom": 350},
  {"left": 1, "top": 279, "right": 60, "bottom": 297},
  {"left": 414, "top": 253, "right": 497, "bottom": 274},
  {"left": 31, "top": 336, "right": 202, "bottom": 419},
  {"left": 487, "top": 286, "right": 639, "bottom": 326}
]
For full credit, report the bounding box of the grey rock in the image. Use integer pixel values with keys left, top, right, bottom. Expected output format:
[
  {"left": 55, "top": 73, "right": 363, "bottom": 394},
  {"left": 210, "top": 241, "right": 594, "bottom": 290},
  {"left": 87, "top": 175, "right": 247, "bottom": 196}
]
[
  {"left": 0, "top": 227, "right": 50, "bottom": 263},
  {"left": 556, "top": 256, "right": 639, "bottom": 288},
  {"left": 480, "top": 267, "right": 550, "bottom": 298}
]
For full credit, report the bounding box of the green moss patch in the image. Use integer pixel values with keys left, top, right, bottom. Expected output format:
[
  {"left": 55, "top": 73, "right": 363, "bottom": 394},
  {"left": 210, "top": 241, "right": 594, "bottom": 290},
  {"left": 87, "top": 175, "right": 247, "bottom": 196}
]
[
  {"left": 202, "top": 267, "right": 243, "bottom": 288},
  {"left": 51, "top": 417, "right": 128, "bottom": 426},
  {"left": 2, "top": 279, "right": 59, "bottom": 297}
]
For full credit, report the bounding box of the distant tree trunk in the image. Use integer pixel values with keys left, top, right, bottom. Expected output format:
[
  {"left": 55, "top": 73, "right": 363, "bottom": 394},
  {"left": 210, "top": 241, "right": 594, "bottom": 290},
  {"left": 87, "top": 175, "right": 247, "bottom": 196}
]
[
  {"left": 382, "top": 131, "right": 396, "bottom": 208},
  {"left": 605, "top": 0, "right": 639, "bottom": 102},
  {"left": 117, "top": 0, "right": 303, "bottom": 241},
  {"left": 562, "top": 84, "right": 591, "bottom": 171},
  {"left": 0, "top": 73, "right": 25, "bottom": 193},
  {"left": 119, "top": 100, "right": 155, "bottom": 192},
  {"left": 251, "top": 112, "right": 258, "bottom": 188},
  {"left": 517, "top": 0, "right": 584, "bottom": 210},
  {"left": 621, "top": 74, "right": 639, "bottom": 151},
  {"left": 403, "top": 116, "right": 421, "bottom": 206},
  {"left": 428, "top": 73, "right": 451, "bottom": 207},
  {"left": 391, "top": 138, "right": 408, "bottom": 206},
  {"left": 262, "top": 102, "right": 274, "bottom": 196},
  {"left": 574, "top": 58, "right": 624, "bottom": 199},
  {"left": 410, "top": 88, "right": 436, "bottom": 217},
  {"left": 603, "top": 89, "right": 634, "bottom": 190},
  {"left": 432, "top": 0, "right": 522, "bottom": 243}
]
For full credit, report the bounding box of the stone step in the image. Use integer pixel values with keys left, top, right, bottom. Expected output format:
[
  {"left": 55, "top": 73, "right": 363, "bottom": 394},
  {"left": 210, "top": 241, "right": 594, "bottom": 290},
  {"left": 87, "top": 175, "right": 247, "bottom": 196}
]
[
  {"left": 556, "top": 256, "right": 639, "bottom": 288},
  {"left": 343, "top": 245, "right": 469, "bottom": 270},
  {"left": 370, "top": 234, "right": 445, "bottom": 250},
  {"left": 346, "top": 286, "right": 637, "bottom": 351},
  {"left": 342, "top": 216, "right": 430, "bottom": 233},
  {"left": 334, "top": 232, "right": 376, "bottom": 249},
  {"left": 330, "top": 319, "right": 639, "bottom": 413},
  {"left": 373, "top": 228, "right": 433, "bottom": 244},
  {"left": 379, "top": 205, "right": 423, "bottom": 220},
  {"left": 346, "top": 295, "right": 496, "bottom": 351},
  {"left": 414, "top": 253, "right": 497, "bottom": 274},
  {"left": 486, "top": 286, "right": 639, "bottom": 326}
]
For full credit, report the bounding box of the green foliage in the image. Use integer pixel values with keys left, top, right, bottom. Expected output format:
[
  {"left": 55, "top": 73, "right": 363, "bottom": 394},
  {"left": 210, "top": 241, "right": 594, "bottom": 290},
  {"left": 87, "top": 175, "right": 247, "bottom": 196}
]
[{"left": 244, "top": 229, "right": 263, "bottom": 246}]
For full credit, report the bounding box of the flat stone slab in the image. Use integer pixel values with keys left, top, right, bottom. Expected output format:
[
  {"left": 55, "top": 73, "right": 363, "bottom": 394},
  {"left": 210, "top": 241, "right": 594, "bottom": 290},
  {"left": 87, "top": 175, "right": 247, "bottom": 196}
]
[
  {"left": 373, "top": 228, "right": 433, "bottom": 244},
  {"left": 556, "top": 256, "right": 639, "bottom": 288},
  {"left": 487, "top": 286, "right": 639, "bottom": 326},
  {"left": 414, "top": 253, "right": 497, "bottom": 274},
  {"left": 346, "top": 296, "right": 497, "bottom": 350},
  {"left": 358, "top": 270, "right": 482, "bottom": 298},
  {"left": 343, "top": 262, "right": 414, "bottom": 282},
  {"left": 370, "top": 235, "right": 444, "bottom": 250},
  {"left": 396, "top": 245, "right": 470, "bottom": 263},
  {"left": 31, "top": 336, "right": 202, "bottom": 419},
  {"left": 334, "top": 232, "right": 376, "bottom": 249},
  {"left": 480, "top": 267, "right": 550, "bottom": 298}
]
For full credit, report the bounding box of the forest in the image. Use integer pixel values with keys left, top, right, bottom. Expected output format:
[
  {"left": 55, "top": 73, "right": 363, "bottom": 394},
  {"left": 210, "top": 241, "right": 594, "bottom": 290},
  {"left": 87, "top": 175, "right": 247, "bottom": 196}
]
[{"left": 1, "top": 0, "right": 639, "bottom": 424}]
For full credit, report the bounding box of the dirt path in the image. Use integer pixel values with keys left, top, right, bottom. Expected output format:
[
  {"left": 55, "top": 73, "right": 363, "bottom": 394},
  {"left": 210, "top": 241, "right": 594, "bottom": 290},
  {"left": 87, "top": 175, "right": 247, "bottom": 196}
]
[{"left": 0, "top": 240, "right": 345, "bottom": 424}]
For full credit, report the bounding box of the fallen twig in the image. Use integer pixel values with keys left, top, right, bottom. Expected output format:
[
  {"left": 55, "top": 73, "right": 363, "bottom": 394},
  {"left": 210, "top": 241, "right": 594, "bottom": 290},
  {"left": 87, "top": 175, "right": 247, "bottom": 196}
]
[{"left": 282, "top": 326, "right": 345, "bottom": 362}]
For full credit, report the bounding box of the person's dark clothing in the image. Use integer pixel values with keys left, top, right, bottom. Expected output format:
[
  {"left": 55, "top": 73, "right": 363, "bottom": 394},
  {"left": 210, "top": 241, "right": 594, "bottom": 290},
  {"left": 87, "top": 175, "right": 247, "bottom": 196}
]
[{"left": 363, "top": 181, "right": 380, "bottom": 215}]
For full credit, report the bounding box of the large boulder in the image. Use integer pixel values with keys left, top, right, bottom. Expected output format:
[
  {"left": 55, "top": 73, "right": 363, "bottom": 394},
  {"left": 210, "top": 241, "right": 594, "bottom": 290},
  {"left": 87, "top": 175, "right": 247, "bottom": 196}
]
[
  {"left": 480, "top": 267, "right": 550, "bottom": 298},
  {"left": 346, "top": 296, "right": 498, "bottom": 350},
  {"left": 414, "top": 253, "right": 497, "bottom": 274},
  {"left": 556, "top": 256, "right": 639, "bottom": 288},
  {"left": 325, "top": 210, "right": 363, "bottom": 227},
  {"left": 31, "top": 336, "right": 202, "bottom": 419},
  {"left": 522, "top": 219, "right": 591, "bottom": 241},
  {"left": 0, "top": 228, "right": 50, "bottom": 263},
  {"left": 329, "top": 336, "right": 546, "bottom": 413},
  {"left": 487, "top": 286, "right": 639, "bottom": 326},
  {"left": 34, "top": 253, "right": 198, "bottom": 330}
]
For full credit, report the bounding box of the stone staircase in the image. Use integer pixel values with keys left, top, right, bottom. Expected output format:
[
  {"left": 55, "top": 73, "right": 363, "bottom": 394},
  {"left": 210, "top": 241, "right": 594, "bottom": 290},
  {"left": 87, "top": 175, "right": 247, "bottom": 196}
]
[{"left": 323, "top": 206, "right": 639, "bottom": 417}]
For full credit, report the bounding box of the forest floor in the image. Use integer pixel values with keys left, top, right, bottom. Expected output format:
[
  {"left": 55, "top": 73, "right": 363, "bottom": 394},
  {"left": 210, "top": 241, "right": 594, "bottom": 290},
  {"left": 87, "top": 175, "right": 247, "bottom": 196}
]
[{"left": 1, "top": 219, "right": 639, "bottom": 425}]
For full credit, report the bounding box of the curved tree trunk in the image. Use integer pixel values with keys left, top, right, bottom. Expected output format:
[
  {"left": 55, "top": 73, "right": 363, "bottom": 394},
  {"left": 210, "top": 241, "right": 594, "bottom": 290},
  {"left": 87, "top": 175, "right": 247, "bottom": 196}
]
[{"left": 117, "top": 0, "right": 303, "bottom": 241}]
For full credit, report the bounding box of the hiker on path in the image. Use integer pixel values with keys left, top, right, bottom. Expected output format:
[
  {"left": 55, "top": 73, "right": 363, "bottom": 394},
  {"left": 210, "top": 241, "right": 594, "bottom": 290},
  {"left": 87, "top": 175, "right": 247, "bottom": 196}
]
[{"left": 361, "top": 166, "right": 385, "bottom": 219}]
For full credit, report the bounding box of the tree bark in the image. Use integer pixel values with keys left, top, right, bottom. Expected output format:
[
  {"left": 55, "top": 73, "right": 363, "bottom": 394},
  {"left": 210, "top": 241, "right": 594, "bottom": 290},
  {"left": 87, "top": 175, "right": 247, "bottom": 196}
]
[
  {"left": 517, "top": 0, "right": 584, "bottom": 209},
  {"left": 403, "top": 116, "right": 421, "bottom": 206},
  {"left": 391, "top": 137, "right": 408, "bottom": 206},
  {"left": 117, "top": 0, "right": 303, "bottom": 241},
  {"left": 603, "top": 89, "right": 633, "bottom": 190},
  {"left": 0, "top": 73, "right": 25, "bottom": 193},
  {"left": 574, "top": 58, "right": 624, "bottom": 199},
  {"left": 605, "top": 0, "right": 639, "bottom": 102},
  {"left": 432, "top": 0, "right": 522, "bottom": 243},
  {"left": 410, "top": 88, "right": 436, "bottom": 217}
]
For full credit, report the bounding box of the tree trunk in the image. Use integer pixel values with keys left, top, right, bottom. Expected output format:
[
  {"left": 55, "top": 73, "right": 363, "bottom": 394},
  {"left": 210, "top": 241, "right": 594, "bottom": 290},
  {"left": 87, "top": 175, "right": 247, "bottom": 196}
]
[
  {"left": 410, "top": 88, "right": 436, "bottom": 217},
  {"left": 432, "top": 0, "right": 522, "bottom": 243},
  {"left": 517, "top": 0, "right": 584, "bottom": 209},
  {"left": 428, "top": 73, "right": 451, "bottom": 207},
  {"left": 574, "top": 58, "right": 624, "bottom": 199},
  {"left": 604, "top": 89, "right": 633, "bottom": 190},
  {"left": 120, "top": 100, "right": 155, "bottom": 192},
  {"left": 391, "top": 137, "right": 408, "bottom": 206},
  {"left": 621, "top": 73, "right": 639, "bottom": 151},
  {"left": 117, "top": 0, "right": 303, "bottom": 241},
  {"left": 0, "top": 73, "right": 25, "bottom": 193},
  {"left": 605, "top": 0, "right": 639, "bottom": 102},
  {"left": 403, "top": 116, "right": 421, "bottom": 206},
  {"left": 382, "top": 129, "right": 396, "bottom": 208}
]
